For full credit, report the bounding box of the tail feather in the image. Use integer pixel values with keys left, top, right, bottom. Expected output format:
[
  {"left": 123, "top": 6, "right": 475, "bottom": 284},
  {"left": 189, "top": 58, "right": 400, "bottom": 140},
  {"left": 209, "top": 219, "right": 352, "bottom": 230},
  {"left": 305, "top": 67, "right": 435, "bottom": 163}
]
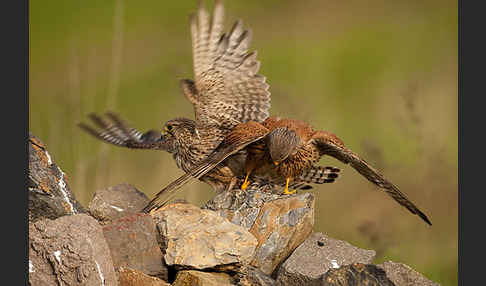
[{"left": 298, "top": 166, "right": 341, "bottom": 184}]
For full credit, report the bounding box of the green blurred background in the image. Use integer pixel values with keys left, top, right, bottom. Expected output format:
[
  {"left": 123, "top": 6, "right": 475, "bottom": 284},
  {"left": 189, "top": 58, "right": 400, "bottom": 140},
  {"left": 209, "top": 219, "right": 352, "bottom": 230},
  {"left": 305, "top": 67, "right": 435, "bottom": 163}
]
[{"left": 29, "top": 0, "right": 457, "bottom": 285}]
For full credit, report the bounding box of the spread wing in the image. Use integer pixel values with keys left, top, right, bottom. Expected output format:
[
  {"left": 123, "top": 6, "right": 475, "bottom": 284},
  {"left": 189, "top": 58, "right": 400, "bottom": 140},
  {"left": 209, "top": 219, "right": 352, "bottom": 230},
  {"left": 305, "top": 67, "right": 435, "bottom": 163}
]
[
  {"left": 181, "top": 0, "right": 271, "bottom": 130},
  {"left": 311, "top": 131, "right": 432, "bottom": 226},
  {"left": 143, "top": 121, "right": 269, "bottom": 213},
  {"left": 78, "top": 112, "right": 171, "bottom": 151}
]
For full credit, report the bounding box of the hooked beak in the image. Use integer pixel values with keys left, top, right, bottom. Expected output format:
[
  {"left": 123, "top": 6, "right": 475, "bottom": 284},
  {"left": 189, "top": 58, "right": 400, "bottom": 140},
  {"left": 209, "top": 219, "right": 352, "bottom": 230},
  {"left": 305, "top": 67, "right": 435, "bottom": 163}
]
[{"left": 273, "top": 161, "right": 280, "bottom": 166}]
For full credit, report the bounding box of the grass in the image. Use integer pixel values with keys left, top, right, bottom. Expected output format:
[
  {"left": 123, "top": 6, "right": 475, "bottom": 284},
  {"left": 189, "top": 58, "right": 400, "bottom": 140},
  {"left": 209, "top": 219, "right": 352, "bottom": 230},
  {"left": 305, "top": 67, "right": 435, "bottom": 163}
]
[{"left": 30, "top": 0, "right": 457, "bottom": 285}]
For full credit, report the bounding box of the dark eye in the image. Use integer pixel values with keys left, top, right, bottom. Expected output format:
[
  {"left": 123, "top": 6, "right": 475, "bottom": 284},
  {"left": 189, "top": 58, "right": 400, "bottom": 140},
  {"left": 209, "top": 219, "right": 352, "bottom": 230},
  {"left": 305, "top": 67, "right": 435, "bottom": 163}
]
[{"left": 165, "top": 124, "right": 173, "bottom": 133}]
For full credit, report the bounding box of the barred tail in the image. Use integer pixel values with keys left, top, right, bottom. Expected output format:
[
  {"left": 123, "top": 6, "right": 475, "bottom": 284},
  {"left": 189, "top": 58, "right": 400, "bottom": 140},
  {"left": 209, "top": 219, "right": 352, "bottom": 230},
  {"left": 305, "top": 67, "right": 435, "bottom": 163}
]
[{"left": 297, "top": 166, "right": 340, "bottom": 184}]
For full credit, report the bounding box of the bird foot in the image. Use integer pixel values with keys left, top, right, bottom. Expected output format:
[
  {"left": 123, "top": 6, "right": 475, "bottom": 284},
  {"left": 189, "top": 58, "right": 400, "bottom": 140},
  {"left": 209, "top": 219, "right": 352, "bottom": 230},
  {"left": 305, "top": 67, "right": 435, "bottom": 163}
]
[
  {"left": 283, "top": 188, "right": 297, "bottom": 195},
  {"left": 241, "top": 179, "right": 250, "bottom": 190}
]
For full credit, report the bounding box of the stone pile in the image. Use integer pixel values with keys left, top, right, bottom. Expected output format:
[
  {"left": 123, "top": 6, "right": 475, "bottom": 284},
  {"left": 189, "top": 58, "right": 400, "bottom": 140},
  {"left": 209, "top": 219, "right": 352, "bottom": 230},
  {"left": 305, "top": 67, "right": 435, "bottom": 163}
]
[{"left": 28, "top": 133, "right": 440, "bottom": 286}]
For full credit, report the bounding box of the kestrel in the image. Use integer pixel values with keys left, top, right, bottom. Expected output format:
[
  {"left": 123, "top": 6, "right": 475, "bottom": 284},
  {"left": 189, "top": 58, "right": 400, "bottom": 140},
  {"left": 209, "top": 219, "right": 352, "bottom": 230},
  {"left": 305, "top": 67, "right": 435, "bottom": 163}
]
[
  {"left": 79, "top": 0, "right": 270, "bottom": 193},
  {"left": 146, "top": 117, "right": 431, "bottom": 226},
  {"left": 79, "top": 1, "right": 341, "bottom": 210}
]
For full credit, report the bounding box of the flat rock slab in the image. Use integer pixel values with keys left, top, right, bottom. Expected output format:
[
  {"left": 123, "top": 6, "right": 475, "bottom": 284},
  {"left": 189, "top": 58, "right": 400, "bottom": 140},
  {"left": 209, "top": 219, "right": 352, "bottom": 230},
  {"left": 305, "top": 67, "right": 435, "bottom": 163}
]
[
  {"left": 151, "top": 202, "right": 258, "bottom": 271},
  {"left": 28, "top": 133, "right": 85, "bottom": 222},
  {"left": 377, "top": 261, "right": 440, "bottom": 286},
  {"left": 119, "top": 267, "right": 170, "bottom": 286},
  {"left": 276, "top": 232, "right": 376, "bottom": 285},
  {"left": 205, "top": 189, "right": 315, "bottom": 275},
  {"left": 102, "top": 213, "right": 168, "bottom": 280},
  {"left": 321, "top": 263, "right": 396, "bottom": 286},
  {"left": 173, "top": 270, "right": 235, "bottom": 286},
  {"left": 29, "top": 214, "right": 117, "bottom": 286},
  {"left": 89, "top": 183, "right": 149, "bottom": 224}
]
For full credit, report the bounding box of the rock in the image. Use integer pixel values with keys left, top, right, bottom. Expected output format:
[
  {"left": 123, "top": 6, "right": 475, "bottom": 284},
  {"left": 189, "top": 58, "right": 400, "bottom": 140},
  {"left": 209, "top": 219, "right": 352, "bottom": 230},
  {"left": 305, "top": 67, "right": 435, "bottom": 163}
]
[
  {"left": 29, "top": 214, "right": 117, "bottom": 286},
  {"left": 276, "top": 232, "right": 376, "bottom": 285},
  {"left": 119, "top": 267, "right": 170, "bottom": 286},
  {"left": 28, "top": 133, "right": 85, "bottom": 223},
  {"left": 237, "top": 265, "right": 276, "bottom": 286},
  {"left": 205, "top": 189, "right": 315, "bottom": 275},
  {"left": 173, "top": 270, "right": 235, "bottom": 286},
  {"left": 151, "top": 202, "right": 258, "bottom": 271},
  {"left": 204, "top": 188, "right": 283, "bottom": 229},
  {"left": 102, "top": 213, "right": 168, "bottom": 280},
  {"left": 377, "top": 261, "right": 440, "bottom": 286},
  {"left": 89, "top": 183, "right": 150, "bottom": 224},
  {"left": 320, "top": 263, "right": 396, "bottom": 286}
]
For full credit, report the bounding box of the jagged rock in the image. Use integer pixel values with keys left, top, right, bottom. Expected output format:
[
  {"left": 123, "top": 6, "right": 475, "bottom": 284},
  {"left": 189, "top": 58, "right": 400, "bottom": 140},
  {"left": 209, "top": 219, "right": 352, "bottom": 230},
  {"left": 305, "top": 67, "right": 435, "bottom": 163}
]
[
  {"left": 320, "top": 263, "right": 396, "bottom": 286},
  {"left": 102, "top": 213, "right": 168, "bottom": 280},
  {"left": 377, "top": 261, "right": 440, "bottom": 286},
  {"left": 276, "top": 232, "right": 376, "bottom": 285},
  {"left": 205, "top": 189, "right": 315, "bottom": 274},
  {"left": 173, "top": 270, "right": 235, "bottom": 286},
  {"left": 119, "top": 267, "right": 170, "bottom": 286},
  {"left": 150, "top": 202, "right": 258, "bottom": 271},
  {"left": 88, "top": 183, "right": 150, "bottom": 225},
  {"left": 28, "top": 133, "right": 85, "bottom": 223},
  {"left": 237, "top": 265, "right": 276, "bottom": 286},
  {"left": 29, "top": 214, "right": 117, "bottom": 286}
]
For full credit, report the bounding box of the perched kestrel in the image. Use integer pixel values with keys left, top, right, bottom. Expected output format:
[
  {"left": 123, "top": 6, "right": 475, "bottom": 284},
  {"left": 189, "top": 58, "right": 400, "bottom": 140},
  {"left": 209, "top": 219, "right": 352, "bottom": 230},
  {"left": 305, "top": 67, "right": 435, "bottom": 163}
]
[{"left": 147, "top": 117, "right": 431, "bottom": 226}]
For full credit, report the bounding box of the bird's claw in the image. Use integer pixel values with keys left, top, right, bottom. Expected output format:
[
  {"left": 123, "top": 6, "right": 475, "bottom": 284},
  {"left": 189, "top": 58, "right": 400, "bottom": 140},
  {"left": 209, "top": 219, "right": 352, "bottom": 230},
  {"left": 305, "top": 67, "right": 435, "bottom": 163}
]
[
  {"left": 241, "top": 179, "right": 250, "bottom": 190},
  {"left": 283, "top": 188, "right": 297, "bottom": 195}
]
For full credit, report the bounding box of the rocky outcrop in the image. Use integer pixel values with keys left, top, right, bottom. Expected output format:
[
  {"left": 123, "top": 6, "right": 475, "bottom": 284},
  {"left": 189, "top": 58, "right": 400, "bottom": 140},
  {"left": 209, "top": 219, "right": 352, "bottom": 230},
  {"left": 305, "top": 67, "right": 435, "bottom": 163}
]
[
  {"left": 27, "top": 133, "right": 440, "bottom": 286},
  {"left": 29, "top": 214, "right": 117, "bottom": 286},
  {"left": 205, "top": 189, "right": 315, "bottom": 275},
  {"left": 377, "top": 261, "right": 441, "bottom": 286},
  {"left": 89, "top": 183, "right": 150, "bottom": 225},
  {"left": 28, "top": 133, "right": 85, "bottom": 222},
  {"left": 173, "top": 270, "right": 235, "bottom": 286},
  {"left": 276, "top": 232, "right": 376, "bottom": 285},
  {"left": 118, "top": 267, "right": 170, "bottom": 286},
  {"left": 102, "top": 213, "right": 168, "bottom": 280},
  {"left": 150, "top": 202, "right": 258, "bottom": 271}
]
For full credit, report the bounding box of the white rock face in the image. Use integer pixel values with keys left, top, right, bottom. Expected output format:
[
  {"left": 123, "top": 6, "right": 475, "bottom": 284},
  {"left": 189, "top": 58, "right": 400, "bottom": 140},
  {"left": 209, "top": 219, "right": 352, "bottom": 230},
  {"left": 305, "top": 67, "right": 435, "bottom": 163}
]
[
  {"left": 29, "top": 214, "right": 117, "bottom": 286},
  {"left": 151, "top": 203, "right": 258, "bottom": 270}
]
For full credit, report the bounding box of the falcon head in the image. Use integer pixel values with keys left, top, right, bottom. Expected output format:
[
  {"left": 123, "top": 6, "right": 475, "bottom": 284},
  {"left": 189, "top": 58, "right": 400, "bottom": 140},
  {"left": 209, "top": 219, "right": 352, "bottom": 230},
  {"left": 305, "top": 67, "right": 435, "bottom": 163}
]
[
  {"left": 265, "top": 127, "right": 301, "bottom": 164},
  {"left": 162, "top": 118, "right": 199, "bottom": 151}
]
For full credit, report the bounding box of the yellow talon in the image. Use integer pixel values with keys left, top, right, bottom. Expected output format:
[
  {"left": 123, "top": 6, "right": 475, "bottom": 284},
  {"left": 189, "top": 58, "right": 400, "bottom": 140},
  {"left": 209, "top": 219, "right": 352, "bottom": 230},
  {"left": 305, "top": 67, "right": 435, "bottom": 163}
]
[
  {"left": 284, "top": 189, "right": 297, "bottom": 195},
  {"left": 241, "top": 173, "right": 251, "bottom": 190},
  {"left": 283, "top": 177, "right": 296, "bottom": 195}
]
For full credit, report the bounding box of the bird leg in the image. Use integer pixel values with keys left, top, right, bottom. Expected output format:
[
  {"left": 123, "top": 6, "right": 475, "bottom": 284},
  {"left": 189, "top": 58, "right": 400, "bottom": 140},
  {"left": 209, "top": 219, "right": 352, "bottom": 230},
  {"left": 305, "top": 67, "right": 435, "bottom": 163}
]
[
  {"left": 283, "top": 177, "right": 296, "bottom": 195},
  {"left": 241, "top": 172, "right": 251, "bottom": 190}
]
